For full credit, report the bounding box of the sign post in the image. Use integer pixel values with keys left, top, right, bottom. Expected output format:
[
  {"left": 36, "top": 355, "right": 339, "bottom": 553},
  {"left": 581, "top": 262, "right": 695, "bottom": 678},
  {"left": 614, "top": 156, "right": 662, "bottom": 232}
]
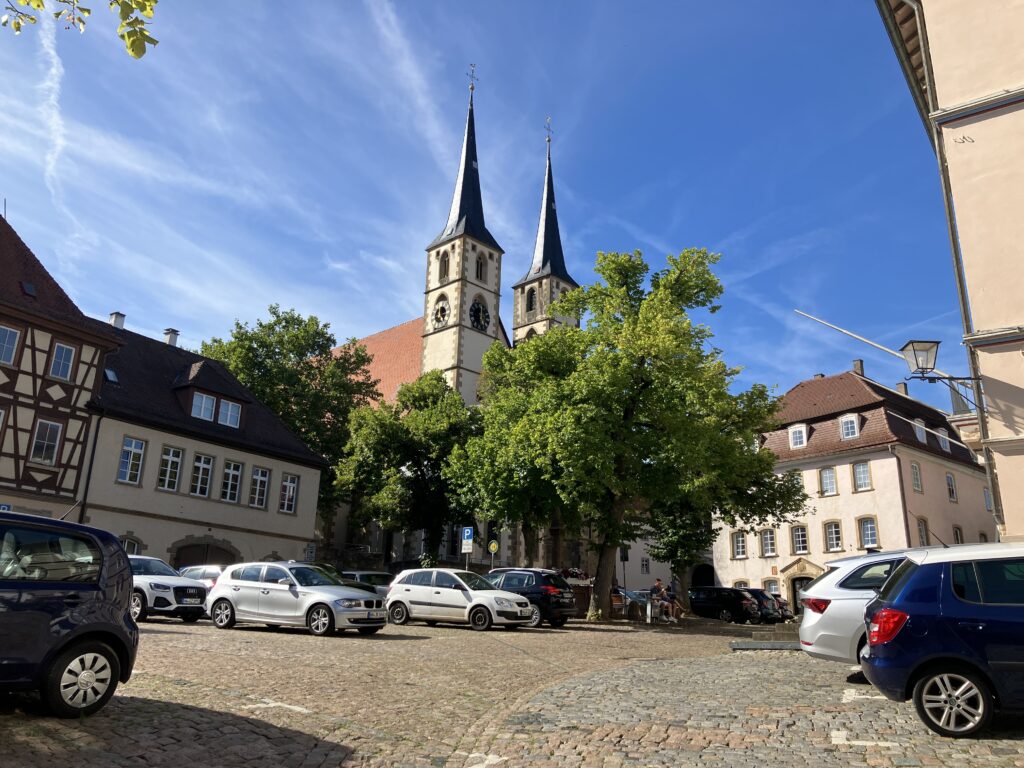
[
  {"left": 461, "top": 526, "right": 474, "bottom": 569},
  {"left": 488, "top": 539, "right": 498, "bottom": 570}
]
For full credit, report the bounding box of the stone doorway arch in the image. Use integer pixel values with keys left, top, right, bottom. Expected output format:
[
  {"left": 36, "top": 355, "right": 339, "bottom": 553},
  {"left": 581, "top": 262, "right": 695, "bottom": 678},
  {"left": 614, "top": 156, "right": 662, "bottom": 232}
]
[
  {"left": 690, "top": 562, "right": 715, "bottom": 587},
  {"left": 169, "top": 535, "right": 242, "bottom": 569}
]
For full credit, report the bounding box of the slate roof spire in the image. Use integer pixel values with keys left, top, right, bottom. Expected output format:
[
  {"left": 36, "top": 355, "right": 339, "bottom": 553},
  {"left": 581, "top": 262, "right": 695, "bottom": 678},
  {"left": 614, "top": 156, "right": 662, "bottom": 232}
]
[
  {"left": 514, "top": 124, "right": 577, "bottom": 288},
  {"left": 428, "top": 74, "right": 501, "bottom": 252}
]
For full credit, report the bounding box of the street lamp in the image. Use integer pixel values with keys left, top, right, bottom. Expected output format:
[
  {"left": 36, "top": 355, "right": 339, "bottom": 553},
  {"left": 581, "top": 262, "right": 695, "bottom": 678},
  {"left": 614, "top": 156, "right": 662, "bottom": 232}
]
[{"left": 900, "top": 340, "right": 940, "bottom": 375}]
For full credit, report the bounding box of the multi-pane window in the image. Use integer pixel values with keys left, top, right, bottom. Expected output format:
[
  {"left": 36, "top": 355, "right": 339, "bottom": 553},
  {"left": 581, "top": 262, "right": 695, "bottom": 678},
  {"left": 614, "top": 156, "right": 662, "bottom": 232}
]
[
  {"left": 791, "top": 525, "right": 809, "bottom": 554},
  {"left": 191, "top": 392, "right": 216, "bottom": 421},
  {"left": 30, "top": 420, "right": 62, "bottom": 465},
  {"left": 157, "top": 447, "right": 183, "bottom": 491},
  {"left": 789, "top": 424, "right": 807, "bottom": 449},
  {"left": 911, "top": 462, "right": 923, "bottom": 492},
  {"left": 984, "top": 487, "right": 993, "bottom": 512},
  {"left": 853, "top": 462, "right": 871, "bottom": 492},
  {"left": 190, "top": 454, "right": 214, "bottom": 497},
  {"left": 858, "top": 518, "right": 878, "bottom": 549},
  {"left": 218, "top": 400, "right": 241, "bottom": 428},
  {"left": 946, "top": 472, "right": 958, "bottom": 503},
  {"left": 0, "top": 325, "right": 19, "bottom": 365},
  {"left": 279, "top": 473, "right": 299, "bottom": 514},
  {"left": 221, "top": 461, "right": 243, "bottom": 503},
  {"left": 953, "top": 526, "right": 964, "bottom": 545},
  {"left": 49, "top": 343, "right": 75, "bottom": 380},
  {"left": 640, "top": 557, "right": 650, "bottom": 575},
  {"left": 731, "top": 531, "right": 746, "bottom": 559},
  {"left": 760, "top": 529, "right": 777, "bottom": 557},
  {"left": 120, "top": 537, "right": 140, "bottom": 555},
  {"left": 917, "top": 518, "right": 930, "bottom": 546},
  {"left": 117, "top": 437, "right": 145, "bottom": 484},
  {"left": 839, "top": 414, "right": 859, "bottom": 440},
  {"left": 734, "top": 581, "right": 749, "bottom": 589},
  {"left": 824, "top": 522, "right": 842, "bottom": 552},
  {"left": 764, "top": 579, "right": 780, "bottom": 595},
  {"left": 819, "top": 467, "right": 838, "bottom": 496},
  {"left": 913, "top": 419, "right": 927, "bottom": 443},
  {"left": 937, "top": 428, "right": 950, "bottom": 452},
  {"left": 249, "top": 467, "right": 270, "bottom": 508}
]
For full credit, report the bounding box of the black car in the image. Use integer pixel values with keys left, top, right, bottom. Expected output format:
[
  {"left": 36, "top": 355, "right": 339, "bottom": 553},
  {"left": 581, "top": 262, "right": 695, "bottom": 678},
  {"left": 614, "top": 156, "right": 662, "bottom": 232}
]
[
  {"left": 687, "top": 586, "right": 760, "bottom": 624},
  {"left": 0, "top": 511, "right": 138, "bottom": 716},
  {"left": 773, "top": 595, "right": 796, "bottom": 621},
  {"left": 487, "top": 568, "right": 576, "bottom": 628},
  {"left": 744, "top": 588, "right": 784, "bottom": 624}
]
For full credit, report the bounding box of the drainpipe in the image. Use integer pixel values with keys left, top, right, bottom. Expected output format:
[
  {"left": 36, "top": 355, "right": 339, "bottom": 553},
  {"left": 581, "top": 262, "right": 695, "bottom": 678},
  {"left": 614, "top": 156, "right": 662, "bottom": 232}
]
[
  {"left": 79, "top": 411, "right": 104, "bottom": 524},
  {"left": 888, "top": 445, "right": 913, "bottom": 548}
]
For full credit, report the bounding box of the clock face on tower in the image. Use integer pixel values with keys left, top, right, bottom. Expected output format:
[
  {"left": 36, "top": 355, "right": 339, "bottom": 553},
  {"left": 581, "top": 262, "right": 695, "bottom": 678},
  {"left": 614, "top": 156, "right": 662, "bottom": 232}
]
[
  {"left": 469, "top": 299, "right": 490, "bottom": 332},
  {"left": 433, "top": 297, "right": 451, "bottom": 328}
]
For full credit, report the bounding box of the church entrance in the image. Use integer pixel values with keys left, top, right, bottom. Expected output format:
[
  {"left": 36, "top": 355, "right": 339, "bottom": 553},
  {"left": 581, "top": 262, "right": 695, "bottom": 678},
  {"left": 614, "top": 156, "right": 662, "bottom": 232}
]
[
  {"left": 690, "top": 563, "right": 715, "bottom": 587},
  {"left": 791, "top": 577, "right": 814, "bottom": 612}
]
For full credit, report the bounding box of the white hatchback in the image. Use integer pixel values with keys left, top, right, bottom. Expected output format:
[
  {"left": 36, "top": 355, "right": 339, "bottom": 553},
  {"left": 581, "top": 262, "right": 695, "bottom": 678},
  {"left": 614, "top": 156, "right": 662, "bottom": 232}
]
[
  {"left": 386, "top": 568, "right": 532, "bottom": 630},
  {"left": 798, "top": 550, "right": 909, "bottom": 664}
]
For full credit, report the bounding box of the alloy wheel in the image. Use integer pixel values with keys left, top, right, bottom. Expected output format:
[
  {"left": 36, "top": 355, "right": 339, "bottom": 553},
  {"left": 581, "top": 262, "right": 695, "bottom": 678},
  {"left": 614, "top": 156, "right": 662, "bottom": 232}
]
[
  {"left": 527, "top": 605, "right": 542, "bottom": 628},
  {"left": 309, "top": 606, "right": 332, "bottom": 635},
  {"left": 59, "top": 652, "right": 112, "bottom": 709},
  {"left": 129, "top": 592, "right": 143, "bottom": 621},
  {"left": 918, "top": 673, "right": 987, "bottom": 735}
]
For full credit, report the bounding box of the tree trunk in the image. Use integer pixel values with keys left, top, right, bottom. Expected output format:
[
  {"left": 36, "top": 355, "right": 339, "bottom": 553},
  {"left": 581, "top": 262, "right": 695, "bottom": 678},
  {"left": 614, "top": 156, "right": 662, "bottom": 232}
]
[
  {"left": 588, "top": 540, "right": 619, "bottom": 620},
  {"left": 522, "top": 523, "right": 538, "bottom": 568},
  {"left": 421, "top": 525, "right": 443, "bottom": 566}
]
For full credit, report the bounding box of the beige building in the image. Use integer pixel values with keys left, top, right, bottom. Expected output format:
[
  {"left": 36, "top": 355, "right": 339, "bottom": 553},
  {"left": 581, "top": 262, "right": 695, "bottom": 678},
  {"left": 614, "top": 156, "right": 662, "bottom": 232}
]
[
  {"left": 877, "top": 1, "right": 1024, "bottom": 540},
  {"left": 714, "top": 366, "right": 997, "bottom": 608}
]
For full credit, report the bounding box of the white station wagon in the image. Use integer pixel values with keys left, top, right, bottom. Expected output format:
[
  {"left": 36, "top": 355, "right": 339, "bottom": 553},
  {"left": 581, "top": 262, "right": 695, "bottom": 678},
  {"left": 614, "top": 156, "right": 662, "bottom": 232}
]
[
  {"left": 207, "top": 562, "right": 386, "bottom": 636},
  {"left": 386, "top": 567, "right": 533, "bottom": 630}
]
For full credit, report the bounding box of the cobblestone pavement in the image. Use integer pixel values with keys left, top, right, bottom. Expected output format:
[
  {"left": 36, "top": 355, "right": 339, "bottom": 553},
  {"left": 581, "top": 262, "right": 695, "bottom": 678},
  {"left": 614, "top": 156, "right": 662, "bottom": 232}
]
[{"left": 2, "top": 622, "right": 1023, "bottom": 767}]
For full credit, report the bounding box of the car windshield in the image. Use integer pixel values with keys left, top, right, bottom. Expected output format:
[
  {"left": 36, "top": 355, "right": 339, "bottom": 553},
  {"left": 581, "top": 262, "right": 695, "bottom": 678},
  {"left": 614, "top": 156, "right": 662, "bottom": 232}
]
[
  {"left": 289, "top": 566, "right": 341, "bottom": 587},
  {"left": 361, "top": 573, "right": 393, "bottom": 587},
  {"left": 130, "top": 558, "right": 178, "bottom": 577},
  {"left": 454, "top": 571, "right": 494, "bottom": 591}
]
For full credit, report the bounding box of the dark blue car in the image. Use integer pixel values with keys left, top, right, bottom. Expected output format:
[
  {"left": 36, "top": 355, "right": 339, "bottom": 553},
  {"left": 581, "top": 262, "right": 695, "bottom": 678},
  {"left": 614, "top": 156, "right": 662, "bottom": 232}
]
[
  {"left": 0, "top": 511, "right": 138, "bottom": 716},
  {"left": 862, "top": 543, "right": 1024, "bottom": 737}
]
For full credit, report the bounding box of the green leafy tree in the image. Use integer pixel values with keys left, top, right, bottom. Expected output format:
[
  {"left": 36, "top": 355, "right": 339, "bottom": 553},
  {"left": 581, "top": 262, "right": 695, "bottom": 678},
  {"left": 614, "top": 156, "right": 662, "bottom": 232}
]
[
  {"left": 201, "top": 304, "right": 378, "bottom": 521},
  {"left": 473, "top": 249, "right": 806, "bottom": 619},
  {"left": 3, "top": 0, "right": 158, "bottom": 58},
  {"left": 339, "top": 371, "right": 481, "bottom": 566}
]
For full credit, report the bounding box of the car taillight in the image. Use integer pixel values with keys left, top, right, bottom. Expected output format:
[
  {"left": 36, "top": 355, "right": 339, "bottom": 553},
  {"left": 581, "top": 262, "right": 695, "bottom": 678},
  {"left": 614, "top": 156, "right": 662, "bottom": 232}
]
[
  {"left": 800, "top": 597, "right": 831, "bottom": 614},
  {"left": 540, "top": 585, "right": 560, "bottom": 596},
  {"left": 868, "top": 608, "right": 909, "bottom": 646},
  {"left": 743, "top": 598, "right": 756, "bottom": 608}
]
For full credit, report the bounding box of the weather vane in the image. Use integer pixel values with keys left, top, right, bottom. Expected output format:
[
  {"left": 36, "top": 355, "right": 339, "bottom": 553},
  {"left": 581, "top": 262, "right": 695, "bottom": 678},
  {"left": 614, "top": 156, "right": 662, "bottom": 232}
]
[
  {"left": 545, "top": 116, "right": 553, "bottom": 144},
  {"left": 467, "top": 63, "right": 478, "bottom": 92}
]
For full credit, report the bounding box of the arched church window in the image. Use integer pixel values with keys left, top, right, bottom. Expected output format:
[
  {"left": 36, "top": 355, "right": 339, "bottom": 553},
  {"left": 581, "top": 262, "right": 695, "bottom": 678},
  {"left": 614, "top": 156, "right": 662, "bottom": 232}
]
[
  {"left": 475, "top": 255, "right": 486, "bottom": 281},
  {"left": 439, "top": 251, "right": 449, "bottom": 282},
  {"left": 525, "top": 329, "right": 538, "bottom": 340},
  {"left": 526, "top": 288, "right": 537, "bottom": 313}
]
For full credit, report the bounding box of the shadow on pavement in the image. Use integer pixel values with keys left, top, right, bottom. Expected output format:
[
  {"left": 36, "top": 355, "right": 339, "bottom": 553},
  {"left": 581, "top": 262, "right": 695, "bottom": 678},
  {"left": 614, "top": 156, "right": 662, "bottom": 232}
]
[
  {"left": 0, "top": 694, "right": 354, "bottom": 767},
  {"left": 230, "top": 624, "right": 430, "bottom": 640}
]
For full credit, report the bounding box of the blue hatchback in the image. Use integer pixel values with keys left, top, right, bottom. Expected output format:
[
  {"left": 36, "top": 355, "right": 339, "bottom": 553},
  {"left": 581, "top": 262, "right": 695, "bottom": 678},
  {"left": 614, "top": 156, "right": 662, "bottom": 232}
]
[
  {"left": 862, "top": 543, "right": 1024, "bottom": 737},
  {"left": 0, "top": 511, "right": 139, "bottom": 716}
]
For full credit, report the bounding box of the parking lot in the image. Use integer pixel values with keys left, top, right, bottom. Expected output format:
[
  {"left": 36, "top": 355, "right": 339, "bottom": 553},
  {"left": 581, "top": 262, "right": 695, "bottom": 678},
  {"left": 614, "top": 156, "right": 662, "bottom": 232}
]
[{"left": 2, "top": 620, "right": 1022, "bottom": 767}]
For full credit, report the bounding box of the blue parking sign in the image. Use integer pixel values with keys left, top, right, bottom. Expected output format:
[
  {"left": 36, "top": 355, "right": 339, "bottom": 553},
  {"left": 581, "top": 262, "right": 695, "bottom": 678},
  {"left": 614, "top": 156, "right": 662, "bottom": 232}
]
[
  {"left": 462, "top": 526, "right": 474, "bottom": 542},
  {"left": 0, "top": 504, "right": 10, "bottom": 512}
]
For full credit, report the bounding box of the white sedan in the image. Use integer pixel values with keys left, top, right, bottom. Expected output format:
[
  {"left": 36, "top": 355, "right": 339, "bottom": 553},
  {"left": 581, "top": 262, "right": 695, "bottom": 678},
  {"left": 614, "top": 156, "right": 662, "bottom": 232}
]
[{"left": 386, "top": 567, "right": 533, "bottom": 630}]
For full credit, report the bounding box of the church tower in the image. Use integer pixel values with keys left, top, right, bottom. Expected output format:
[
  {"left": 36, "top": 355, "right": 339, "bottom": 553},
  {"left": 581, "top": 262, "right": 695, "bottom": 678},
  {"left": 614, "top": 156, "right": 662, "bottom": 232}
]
[
  {"left": 512, "top": 129, "right": 579, "bottom": 344},
  {"left": 421, "top": 81, "right": 504, "bottom": 405}
]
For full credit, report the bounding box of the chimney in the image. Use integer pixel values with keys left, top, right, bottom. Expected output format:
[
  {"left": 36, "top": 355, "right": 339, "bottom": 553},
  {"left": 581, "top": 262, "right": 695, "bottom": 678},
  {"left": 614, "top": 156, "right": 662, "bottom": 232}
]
[
  {"left": 897, "top": 382, "right": 909, "bottom": 396},
  {"left": 108, "top": 311, "right": 125, "bottom": 329},
  {"left": 163, "top": 328, "right": 179, "bottom": 347},
  {"left": 813, "top": 373, "right": 825, "bottom": 379},
  {"left": 853, "top": 359, "right": 864, "bottom": 376}
]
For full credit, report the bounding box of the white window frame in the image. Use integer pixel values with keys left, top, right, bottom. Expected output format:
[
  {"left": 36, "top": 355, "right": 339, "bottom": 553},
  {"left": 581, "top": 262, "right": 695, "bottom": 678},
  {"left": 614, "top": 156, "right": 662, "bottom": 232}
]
[
  {"left": 946, "top": 472, "right": 958, "bottom": 503},
  {"left": 839, "top": 413, "right": 859, "bottom": 440},
  {"left": 858, "top": 517, "right": 879, "bottom": 549},
  {"left": 190, "top": 454, "right": 214, "bottom": 497},
  {"left": 640, "top": 557, "right": 650, "bottom": 575},
  {"left": 760, "top": 529, "right": 777, "bottom": 557},
  {"left": 119, "top": 537, "right": 141, "bottom": 555},
  {"left": 116, "top": 437, "right": 145, "bottom": 485},
  {"left": 249, "top": 467, "right": 270, "bottom": 509},
  {"left": 911, "top": 462, "right": 923, "bottom": 493},
  {"left": 218, "top": 400, "right": 241, "bottom": 428},
  {"left": 221, "top": 460, "right": 243, "bottom": 503},
  {"left": 764, "top": 579, "right": 780, "bottom": 595},
  {"left": 937, "top": 428, "right": 950, "bottom": 452},
  {"left": 731, "top": 531, "right": 747, "bottom": 559},
  {"left": 30, "top": 419, "right": 62, "bottom": 465},
  {"left": 819, "top": 466, "right": 838, "bottom": 496},
  {"left": 791, "top": 525, "right": 808, "bottom": 555},
  {"left": 0, "top": 325, "right": 19, "bottom": 365},
  {"left": 191, "top": 392, "right": 216, "bottom": 421},
  {"left": 157, "top": 446, "right": 183, "bottom": 492},
  {"left": 913, "top": 419, "right": 927, "bottom": 443},
  {"left": 279, "top": 473, "right": 299, "bottom": 514},
  {"left": 788, "top": 424, "right": 807, "bottom": 449},
  {"left": 734, "top": 581, "right": 749, "bottom": 589},
  {"left": 952, "top": 526, "right": 964, "bottom": 545},
  {"left": 853, "top": 461, "right": 872, "bottom": 492},
  {"left": 824, "top": 521, "right": 842, "bottom": 552},
  {"left": 49, "top": 343, "right": 75, "bottom": 381}
]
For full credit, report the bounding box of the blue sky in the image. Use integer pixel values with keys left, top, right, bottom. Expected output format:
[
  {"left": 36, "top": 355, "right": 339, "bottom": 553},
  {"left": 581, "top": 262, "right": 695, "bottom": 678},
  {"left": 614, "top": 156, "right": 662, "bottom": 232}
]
[{"left": 0, "top": 2, "right": 967, "bottom": 409}]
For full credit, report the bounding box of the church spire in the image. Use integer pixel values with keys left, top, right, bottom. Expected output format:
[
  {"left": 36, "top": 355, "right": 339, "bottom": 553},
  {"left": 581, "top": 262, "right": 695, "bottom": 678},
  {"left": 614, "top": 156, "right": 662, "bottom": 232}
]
[
  {"left": 428, "top": 68, "right": 501, "bottom": 252},
  {"left": 514, "top": 120, "right": 576, "bottom": 289}
]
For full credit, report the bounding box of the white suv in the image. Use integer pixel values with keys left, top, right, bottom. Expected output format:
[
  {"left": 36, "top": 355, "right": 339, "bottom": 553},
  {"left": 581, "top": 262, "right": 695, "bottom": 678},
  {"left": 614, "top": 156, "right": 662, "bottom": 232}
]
[
  {"left": 129, "top": 555, "right": 208, "bottom": 622},
  {"left": 386, "top": 568, "right": 532, "bottom": 630},
  {"left": 798, "top": 550, "right": 909, "bottom": 664}
]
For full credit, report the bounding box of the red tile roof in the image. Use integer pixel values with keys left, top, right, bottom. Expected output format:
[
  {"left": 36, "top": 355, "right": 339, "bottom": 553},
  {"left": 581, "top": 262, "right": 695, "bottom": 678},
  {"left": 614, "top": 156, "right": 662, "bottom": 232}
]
[{"left": 346, "top": 317, "right": 423, "bottom": 403}]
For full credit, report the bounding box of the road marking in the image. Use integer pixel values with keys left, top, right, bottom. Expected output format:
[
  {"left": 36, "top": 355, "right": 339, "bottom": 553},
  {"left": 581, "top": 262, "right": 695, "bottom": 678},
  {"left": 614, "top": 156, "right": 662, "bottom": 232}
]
[
  {"left": 241, "top": 697, "right": 312, "bottom": 714},
  {"left": 841, "top": 688, "right": 886, "bottom": 703},
  {"left": 831, "top": 730, "right": 898, "bottom": 747}
]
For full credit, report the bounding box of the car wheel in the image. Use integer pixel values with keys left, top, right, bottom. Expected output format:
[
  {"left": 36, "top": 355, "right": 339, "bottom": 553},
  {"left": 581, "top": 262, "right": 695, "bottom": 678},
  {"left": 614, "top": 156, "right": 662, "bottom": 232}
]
[
  {"left": 717, "top": 609, "right": 733, "bottom": 623},
  {"left": 211, "top": 599, "right": 236, "bottom": 629},
  {"left": 130, "top": 590, "right": 147, "bottom": 622},
  {"left": 358, "top": 626, "right": 382, "bottom": 635},
  {"left": 549, "top": 617, "right": 568, "bottom": 628},
  {"left": 913, "top": 667, "right": 994, "bottom": 738},
  {"left": 469, "top": 606, "right": 492, "bottom": 631},
  {"left": 42, "top": 641, "right": 120, "bottom": 718},
  {"left": 307, "top": 604, "right": 335, "bottom": 636},
  {"left": 526, "top": 605, "right": 543, "bottom": 628},
  {"left": 389, "top": 602, "right": 409, "bottom": 625}
]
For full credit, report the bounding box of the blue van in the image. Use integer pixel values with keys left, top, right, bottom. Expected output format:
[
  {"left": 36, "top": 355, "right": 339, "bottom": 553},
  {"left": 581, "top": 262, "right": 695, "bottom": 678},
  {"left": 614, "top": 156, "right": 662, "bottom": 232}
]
[
  {"left": 862, "top": 543, "right": 1024, "bottom": 737},
  {"left": 0, "top": 511, "right": 138, "bottom": 716}
]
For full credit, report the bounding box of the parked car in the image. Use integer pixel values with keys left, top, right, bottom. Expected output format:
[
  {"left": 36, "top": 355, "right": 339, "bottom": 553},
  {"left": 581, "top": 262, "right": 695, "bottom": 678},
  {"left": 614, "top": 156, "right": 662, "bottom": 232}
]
[
  {"left": 611, "top": 586, "right": 650, "bottom": 621},
  {"left": 208, "top": 561, "right": 386, "bottom": 635},
  {"left": 486, "top": 568, "right": 576, "bottom": 628},
  {"left": 688, "top": 586, "right": 760, "bottom": 623},
  {"left": 178, "top": 563, "right": 226, "bottom": 589},
  {"left": 798, "top": 550, "right": 908, "bottom": 664},
  {"left": 862, "top": 543, "right": 1024, "bottom": 738},
  {"left": 745, "top": 588, "right": 784, "bottom": 624},
  {"left": 386, "top": 568, "right": 532, "bottom": 630},
  {"left": 0, "top": 510, "right": 138, "bottom": 717},
  {"left": 340, "top": 569, "right": 394, "bottom": 597},
  {"left": 774, "top": 595, "right": 795, "bottom": 621},
  {"left": 290, "top": 562, "right": 378, "bottom": 595},
  {"left": 129, "top": 555, "right": 207, "bottom": 622}
]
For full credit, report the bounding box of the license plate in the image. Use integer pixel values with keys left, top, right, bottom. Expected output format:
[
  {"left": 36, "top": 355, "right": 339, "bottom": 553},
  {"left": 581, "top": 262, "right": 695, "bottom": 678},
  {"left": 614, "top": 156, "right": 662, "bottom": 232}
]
[
  {"left": 367, "top": 610, "right": 386, "bottom": 619},
  {"left": 181, "top": 597, "right": 201, "bottom": 605},
  {"left": 519, "top": 608, "right": 531, "bottom": 616}
]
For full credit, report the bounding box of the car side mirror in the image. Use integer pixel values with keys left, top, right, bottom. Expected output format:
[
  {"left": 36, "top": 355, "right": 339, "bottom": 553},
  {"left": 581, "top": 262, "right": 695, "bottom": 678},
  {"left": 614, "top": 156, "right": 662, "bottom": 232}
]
[
  {"left": 451, "top": 584, "right": 462, "bottom": 590},
  {"left": 278, "top": 578, "right": 292, "bottom": 585}
]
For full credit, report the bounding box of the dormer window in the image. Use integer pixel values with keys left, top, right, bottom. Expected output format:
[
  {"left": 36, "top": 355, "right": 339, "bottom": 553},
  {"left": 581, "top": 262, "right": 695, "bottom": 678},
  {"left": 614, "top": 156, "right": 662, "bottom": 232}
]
[
  {"left": 218, "top": 399, "right": 241, "bottom": 428},
  {"left": 788, "top": 424, "right": 807, "bottom": 449},
  {"left": 913, "top": 419, "right": 927, "bottom": 443},
  {"left": 191, "top": 392, "right": 216, "bottom": 421},
  {"left": 839, "top": 413, "right": 859, "bottom": 440},
  {"left": 937, "top": 427, "right": 950, "bottom": 452}
]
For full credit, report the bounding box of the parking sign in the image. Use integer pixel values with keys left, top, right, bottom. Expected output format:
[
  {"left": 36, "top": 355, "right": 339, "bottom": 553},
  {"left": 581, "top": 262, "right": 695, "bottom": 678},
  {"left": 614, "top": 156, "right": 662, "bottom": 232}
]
[
  {"left": 0, "top": 504, "right": 10, "bottom": 512},
  {"left": 461, "top": 526, "right": 474, "bottom": 554}
]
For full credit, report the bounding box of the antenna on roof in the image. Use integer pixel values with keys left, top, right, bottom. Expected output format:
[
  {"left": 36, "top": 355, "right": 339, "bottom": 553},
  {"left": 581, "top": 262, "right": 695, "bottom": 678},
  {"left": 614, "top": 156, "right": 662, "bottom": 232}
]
[
  {"left": 910, "top": 512, "right": 950, "bottom": 548},
  {"left": 59, "top": 500, "right": 83, "bottom": 521}
]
